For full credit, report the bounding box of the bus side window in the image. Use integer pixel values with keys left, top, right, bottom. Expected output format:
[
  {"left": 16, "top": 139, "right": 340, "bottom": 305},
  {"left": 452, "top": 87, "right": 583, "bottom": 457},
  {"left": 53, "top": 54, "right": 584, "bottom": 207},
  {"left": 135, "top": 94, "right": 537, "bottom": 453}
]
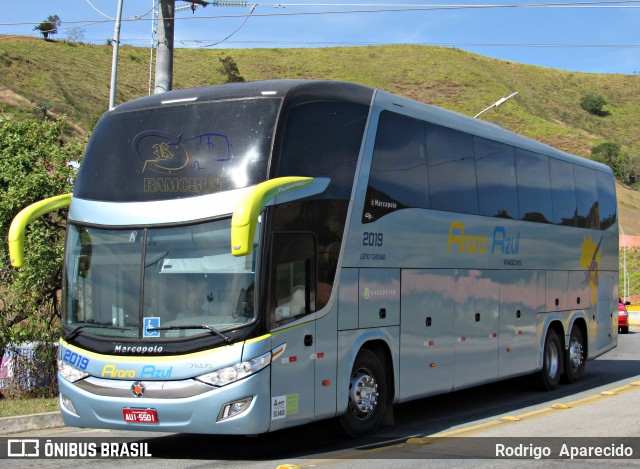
[
  {"left": 596, "top": 171, "right": 616, "bottom": 230},
  {"left": 269, "top": 233, "right": 316, "bottom": 328}
]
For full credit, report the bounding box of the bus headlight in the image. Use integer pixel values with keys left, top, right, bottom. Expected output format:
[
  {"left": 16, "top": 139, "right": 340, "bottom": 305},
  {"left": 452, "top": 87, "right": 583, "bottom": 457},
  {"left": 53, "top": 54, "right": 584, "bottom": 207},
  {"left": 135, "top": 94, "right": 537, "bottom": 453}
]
[
  {"left": 57, "top": 358, "right": 89, "bottom": 383},
  {"left": 196, "top": 351, "right": 271, "bottom": 387}
]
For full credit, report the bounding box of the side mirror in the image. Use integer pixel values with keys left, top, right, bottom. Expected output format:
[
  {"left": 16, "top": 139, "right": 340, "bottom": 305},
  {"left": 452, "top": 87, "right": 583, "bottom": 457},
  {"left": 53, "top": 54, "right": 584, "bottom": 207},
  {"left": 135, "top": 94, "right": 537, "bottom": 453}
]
[
  {"left": 230, "top": 176, "right": 329, "bottom": 257},
  {"left": 8, "top": 193, "right": 72, "bottom": 267}
]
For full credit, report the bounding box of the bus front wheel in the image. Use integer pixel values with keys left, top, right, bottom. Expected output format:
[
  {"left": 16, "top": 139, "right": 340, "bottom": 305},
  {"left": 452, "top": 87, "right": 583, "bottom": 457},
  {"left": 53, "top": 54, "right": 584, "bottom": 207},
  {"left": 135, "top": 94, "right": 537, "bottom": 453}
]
[
  {"left": 339, "top": 349, "right": 387, "bottom": 437},
  {"left": 533, "top": 328, "right": 562, "bottom": 391}
]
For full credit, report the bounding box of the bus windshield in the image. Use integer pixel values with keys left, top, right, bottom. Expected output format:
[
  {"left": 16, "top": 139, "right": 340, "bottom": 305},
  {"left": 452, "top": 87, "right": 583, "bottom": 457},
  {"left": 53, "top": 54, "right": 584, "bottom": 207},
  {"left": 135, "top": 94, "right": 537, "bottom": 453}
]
[
  {"left": 73, "top": 97, "right": 280, "bottom": 202},
  {"left": 63, "top": 218, "right": 258, "bottom": 340}
]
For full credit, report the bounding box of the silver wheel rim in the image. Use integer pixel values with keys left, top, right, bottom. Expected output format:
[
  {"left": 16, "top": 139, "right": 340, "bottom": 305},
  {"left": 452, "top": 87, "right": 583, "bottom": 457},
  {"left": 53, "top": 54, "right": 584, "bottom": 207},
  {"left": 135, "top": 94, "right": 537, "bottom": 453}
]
[
  {"left": 569, "top": 336, "right": 584, "bottom": 373},
  {"left": 348, "top": 367, "right": 379, "bottom": 420}
]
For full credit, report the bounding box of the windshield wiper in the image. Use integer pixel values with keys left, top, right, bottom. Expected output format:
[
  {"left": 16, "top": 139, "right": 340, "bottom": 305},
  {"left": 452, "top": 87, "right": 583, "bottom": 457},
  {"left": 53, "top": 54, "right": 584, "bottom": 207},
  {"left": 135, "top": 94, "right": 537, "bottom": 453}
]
[
  {"left": 64, "top": 324, "right": 133, "bottom": 341},
  {"left": 146, "top": 325, "right": 232, "bottom": 344}
]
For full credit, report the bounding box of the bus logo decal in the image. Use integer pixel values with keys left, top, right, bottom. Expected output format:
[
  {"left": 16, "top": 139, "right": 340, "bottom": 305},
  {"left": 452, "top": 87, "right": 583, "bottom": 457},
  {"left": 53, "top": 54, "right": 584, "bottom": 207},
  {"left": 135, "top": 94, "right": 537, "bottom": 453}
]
[
  {"left": 492, "top": 226, "right": 520, "bottom": 255},
  {"left": 447, "top": 222, "right": 487, "bottom": 254},
  {"left": 102, "top": 365, "right": 136, "bottom": 379},
  {"left": 140, "top": 365, "right": 173, "bottom": 379},
  {"left": 447, "top": 222, "right": 522, "bottom": 258},
  {"left": 580, "top": 235, "right": 602, "bottom": 304},
  {"left": 134, "top": 131, "right": 192, "bottom": 175},
  {"left": 131, "top": 381, "right": 146, "bottom": 398}
]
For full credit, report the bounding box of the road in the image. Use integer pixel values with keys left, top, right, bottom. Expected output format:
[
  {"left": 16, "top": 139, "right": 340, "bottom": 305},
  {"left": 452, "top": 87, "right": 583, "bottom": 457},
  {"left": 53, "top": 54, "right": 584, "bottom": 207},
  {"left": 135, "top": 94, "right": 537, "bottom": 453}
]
[{"left": 3, "top": 328, "right": 640, "bottom": 468}]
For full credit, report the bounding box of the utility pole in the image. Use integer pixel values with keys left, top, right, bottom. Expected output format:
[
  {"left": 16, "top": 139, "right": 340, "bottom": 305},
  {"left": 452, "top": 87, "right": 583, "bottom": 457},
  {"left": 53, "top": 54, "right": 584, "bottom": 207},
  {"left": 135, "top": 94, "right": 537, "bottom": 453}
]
[
  {"left": 154, "top": 0, "right": 175, "bottom": 95},
  {"left": 148, "top": 0, "right": 158, "bottom": 96},
  {"left": 108, "top": 0, "right": 124, "bottom": 109},
  {"left": 152, "top": 0, "right": 249, "bottom": 95}
]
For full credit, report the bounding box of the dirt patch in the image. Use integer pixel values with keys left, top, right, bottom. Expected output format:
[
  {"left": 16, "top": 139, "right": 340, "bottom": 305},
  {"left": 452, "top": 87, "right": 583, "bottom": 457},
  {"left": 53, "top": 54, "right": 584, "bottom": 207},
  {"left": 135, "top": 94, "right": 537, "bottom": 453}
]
[
  {"left": 0, "top": 84, "right": 86, "bottom": 137},
  {"left": 621, "top": 235, "right": 640, "bottom": 250},
  {"left": 0, "top": 84, "right": 31, "bottom": 108}
]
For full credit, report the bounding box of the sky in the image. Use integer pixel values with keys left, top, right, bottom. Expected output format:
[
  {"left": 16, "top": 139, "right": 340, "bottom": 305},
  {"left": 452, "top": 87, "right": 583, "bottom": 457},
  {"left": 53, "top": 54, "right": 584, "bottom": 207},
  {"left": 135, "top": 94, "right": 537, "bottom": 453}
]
[{"left": 2, "top": 1, "right": 640, "bottom": 74}]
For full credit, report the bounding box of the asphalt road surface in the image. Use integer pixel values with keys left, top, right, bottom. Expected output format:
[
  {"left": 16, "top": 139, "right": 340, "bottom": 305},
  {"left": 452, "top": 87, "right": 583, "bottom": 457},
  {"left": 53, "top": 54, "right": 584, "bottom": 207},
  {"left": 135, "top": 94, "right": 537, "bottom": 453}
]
[{"left": 4, "top": 327, "right": 640, "bottom": 468}]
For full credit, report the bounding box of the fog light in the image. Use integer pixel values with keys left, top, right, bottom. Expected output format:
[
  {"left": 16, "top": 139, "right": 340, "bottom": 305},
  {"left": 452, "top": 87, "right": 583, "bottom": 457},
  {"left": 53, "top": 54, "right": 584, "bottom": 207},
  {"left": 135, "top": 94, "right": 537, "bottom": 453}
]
[
  {"left": 217, "top": 397, "right": 252, "bottom": 421},
  {"left": 60, "top": 394, "right": 77, "bottom": 415}
]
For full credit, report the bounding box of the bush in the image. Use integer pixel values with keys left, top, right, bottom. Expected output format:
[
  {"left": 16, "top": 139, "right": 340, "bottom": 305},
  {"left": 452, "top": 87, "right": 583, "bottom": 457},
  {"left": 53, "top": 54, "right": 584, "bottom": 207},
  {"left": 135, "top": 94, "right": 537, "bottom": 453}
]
[
  {"left": 0, "top": 117, "right": 84, "bottom": 399},
  {"left": 591, "top": 142, "right": 621, "bottom": 166},
  {"left": 218, "top": 56, "right": 245, "bottom": 83},
  {"left": 580, "top": 92, "right": 608, "bottom": 116}
]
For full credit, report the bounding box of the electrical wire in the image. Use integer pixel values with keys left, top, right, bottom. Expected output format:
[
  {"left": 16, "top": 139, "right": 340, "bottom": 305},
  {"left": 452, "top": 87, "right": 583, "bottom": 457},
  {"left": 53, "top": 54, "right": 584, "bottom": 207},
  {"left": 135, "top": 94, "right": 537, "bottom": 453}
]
[
  {"left": 84, "top": 0, "right": 161, "bottom": 21},
  {"left": 4, "top": 0, "right": 640, "bottom": 27},
  {"left": 194, "top": 3, "right": 257, "bottom": 47}
]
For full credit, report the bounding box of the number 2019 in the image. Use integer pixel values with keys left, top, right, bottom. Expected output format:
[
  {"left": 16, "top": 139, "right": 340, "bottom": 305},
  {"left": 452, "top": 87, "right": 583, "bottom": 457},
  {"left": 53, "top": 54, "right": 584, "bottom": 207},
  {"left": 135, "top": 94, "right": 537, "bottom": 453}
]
[{"left": 362, "top": 232, "right": 383, "bottom": 247}]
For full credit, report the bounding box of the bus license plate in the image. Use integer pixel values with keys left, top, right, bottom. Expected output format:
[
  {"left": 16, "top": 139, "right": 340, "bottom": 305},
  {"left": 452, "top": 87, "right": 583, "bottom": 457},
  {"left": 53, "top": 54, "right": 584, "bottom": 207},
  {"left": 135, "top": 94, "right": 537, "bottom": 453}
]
[{"left": 123, "top": 408, "right": 158, "bottom": 424}]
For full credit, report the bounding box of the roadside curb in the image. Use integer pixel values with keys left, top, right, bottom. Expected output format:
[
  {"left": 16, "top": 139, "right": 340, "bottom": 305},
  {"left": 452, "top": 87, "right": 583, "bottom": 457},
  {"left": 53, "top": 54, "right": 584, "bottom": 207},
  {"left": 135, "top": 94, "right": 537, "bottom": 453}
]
[{"left": 0, "top": 411, "right": 63, "bottom": 435}]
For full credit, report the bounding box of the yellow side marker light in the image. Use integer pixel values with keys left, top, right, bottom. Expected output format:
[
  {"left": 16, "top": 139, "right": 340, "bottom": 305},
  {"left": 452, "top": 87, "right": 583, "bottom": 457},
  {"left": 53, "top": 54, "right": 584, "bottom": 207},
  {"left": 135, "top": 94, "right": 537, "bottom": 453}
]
[
  {"left": 551, "top": 403, "right": 571, "bottom": 409},
  {"left": 600, "top": 391, "right": 617, "bottom": 396}
]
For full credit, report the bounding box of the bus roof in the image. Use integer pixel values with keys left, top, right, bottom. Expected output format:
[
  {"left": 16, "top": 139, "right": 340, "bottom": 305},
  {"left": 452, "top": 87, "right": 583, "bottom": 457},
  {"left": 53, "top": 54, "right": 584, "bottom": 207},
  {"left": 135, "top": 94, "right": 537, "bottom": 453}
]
[{"left": 112, "top": 79, "right": 375, "bottom": 113}]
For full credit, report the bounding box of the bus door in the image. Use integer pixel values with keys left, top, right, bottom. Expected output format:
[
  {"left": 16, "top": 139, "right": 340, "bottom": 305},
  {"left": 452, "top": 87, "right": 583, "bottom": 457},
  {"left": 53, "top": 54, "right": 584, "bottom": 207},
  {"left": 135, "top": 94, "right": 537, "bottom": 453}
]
[{"left": 267, "top": 232, "right": 317, "bottom": 429}]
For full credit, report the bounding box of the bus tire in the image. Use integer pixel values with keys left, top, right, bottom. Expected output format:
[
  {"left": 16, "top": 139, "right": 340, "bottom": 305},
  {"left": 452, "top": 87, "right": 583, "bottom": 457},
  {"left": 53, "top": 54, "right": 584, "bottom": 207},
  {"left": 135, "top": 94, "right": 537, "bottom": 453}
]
[
  {"left": 533, "top": 328, "right": 562, "bottom": 391},
  {"left": 563, "top": 324, "right": 586, "bottom": 384},
  {"left": 338, "top": 349, "right": 387, "bottom": 437}
]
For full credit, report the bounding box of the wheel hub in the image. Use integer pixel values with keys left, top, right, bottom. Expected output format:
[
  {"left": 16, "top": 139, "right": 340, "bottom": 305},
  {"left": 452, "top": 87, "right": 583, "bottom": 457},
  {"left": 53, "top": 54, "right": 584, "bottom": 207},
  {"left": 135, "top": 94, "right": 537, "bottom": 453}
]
[
  {"left": 569, "top": 337, "right": 584, "bottom": 371},
  {"left": 348, "top": 369, "right": 379, "bottom": 419}
]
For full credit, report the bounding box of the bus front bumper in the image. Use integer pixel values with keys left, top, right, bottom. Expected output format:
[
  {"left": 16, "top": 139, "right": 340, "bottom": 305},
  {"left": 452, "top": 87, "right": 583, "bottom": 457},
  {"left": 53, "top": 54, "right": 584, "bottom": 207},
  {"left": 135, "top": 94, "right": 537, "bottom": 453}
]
[{"left": 57, "top": 368, "right": 271, "bottom": 435}]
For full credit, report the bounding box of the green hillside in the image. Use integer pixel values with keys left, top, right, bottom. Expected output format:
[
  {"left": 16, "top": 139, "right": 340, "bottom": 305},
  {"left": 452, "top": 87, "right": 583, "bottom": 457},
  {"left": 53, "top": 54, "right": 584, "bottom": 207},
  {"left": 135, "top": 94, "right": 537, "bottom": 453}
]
[{"left": 1, "top": 36, "right": 639, "bottom": 235}]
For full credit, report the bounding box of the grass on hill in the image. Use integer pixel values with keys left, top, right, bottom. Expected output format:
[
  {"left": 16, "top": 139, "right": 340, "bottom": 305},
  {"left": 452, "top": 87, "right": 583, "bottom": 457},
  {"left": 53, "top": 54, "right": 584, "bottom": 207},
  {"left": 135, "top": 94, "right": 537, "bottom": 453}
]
[
  {"left": 1, "top": 37, "right": 640, "bottom": 156},
  {"left": 1, "top": 36, "right": 639, "bottom": 235}
]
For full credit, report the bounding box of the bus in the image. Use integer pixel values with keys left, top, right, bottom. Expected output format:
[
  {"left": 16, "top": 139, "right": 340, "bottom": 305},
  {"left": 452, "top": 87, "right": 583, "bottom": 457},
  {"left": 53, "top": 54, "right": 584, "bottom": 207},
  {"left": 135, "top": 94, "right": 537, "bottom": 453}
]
[{"left": 9, "top": 80, "right": 618, "bottom": 437}]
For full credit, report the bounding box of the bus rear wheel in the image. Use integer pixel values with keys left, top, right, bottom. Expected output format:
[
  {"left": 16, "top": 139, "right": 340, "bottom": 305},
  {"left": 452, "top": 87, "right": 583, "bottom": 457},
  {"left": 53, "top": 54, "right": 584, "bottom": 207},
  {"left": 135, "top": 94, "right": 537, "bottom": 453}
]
[
  {"left": 339, "top": 349, "right": 387, "bottom": 437},
  {"left": 563, "top": 324, "right": 586, "bottom": 384},
  {"left": 533, "top": 328, "right": 562, "bottom": 391}
]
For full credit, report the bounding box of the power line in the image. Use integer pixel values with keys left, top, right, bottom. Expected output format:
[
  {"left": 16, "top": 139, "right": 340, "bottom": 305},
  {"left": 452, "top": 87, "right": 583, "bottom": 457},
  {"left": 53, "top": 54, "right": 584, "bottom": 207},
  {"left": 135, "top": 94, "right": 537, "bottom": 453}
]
[{"left": 4, "top": 0, "right": 640, "bottom": 27}]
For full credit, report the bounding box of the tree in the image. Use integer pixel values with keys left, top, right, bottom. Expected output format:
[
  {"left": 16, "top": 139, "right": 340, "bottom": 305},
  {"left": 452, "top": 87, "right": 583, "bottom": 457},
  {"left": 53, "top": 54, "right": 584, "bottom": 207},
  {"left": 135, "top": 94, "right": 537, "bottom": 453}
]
[
  {"left": 66, "top": 26, "right": 86, "bottom": 43},
  {"left": 580, "top": 92, "right": 608, "bottom": 116},
  {"left": 0, "top": 117, "right": 84, "bottom": 396},
  {"left": 615, "top": 150, "right": 640, "bottom": 185},
  {"left": 590, "top": 142, "right": 621, "bottom": 167},
  {"left": 33, "top": 15, "right": 61, "bottom": 40},
  {"left": 218, "top": 56, "right": 245, "bottom": 83}
]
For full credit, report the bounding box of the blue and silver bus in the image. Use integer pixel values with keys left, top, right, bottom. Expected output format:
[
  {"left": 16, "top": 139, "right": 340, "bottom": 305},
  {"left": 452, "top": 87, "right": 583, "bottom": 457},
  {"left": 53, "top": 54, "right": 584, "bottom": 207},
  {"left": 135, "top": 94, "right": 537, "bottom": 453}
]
[{"left": 9, "top": 80, "right": 618, "bottom": 437}]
